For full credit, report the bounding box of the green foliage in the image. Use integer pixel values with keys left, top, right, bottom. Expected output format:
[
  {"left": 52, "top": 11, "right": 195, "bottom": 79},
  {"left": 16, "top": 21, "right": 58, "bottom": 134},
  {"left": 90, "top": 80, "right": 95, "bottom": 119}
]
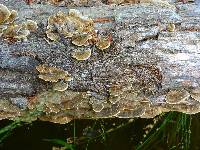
[
  {"left": 136, "top": 112, "right": 192, "bottom": 150},
  {"left": 43, "top": 139, "right": 75, "bottom": 150},
  {"left": 0, "top": 112, "right": 193, "bottom": 149},
  {"left": 0, "top": 120, "right": 21, "bottom": 143}
]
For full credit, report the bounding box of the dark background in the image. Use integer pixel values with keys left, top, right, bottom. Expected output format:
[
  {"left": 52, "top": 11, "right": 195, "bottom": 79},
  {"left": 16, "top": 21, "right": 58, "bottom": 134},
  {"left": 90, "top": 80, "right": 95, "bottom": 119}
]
[{"left": 0, "top": 112, "right": 199, "bottom": 150}]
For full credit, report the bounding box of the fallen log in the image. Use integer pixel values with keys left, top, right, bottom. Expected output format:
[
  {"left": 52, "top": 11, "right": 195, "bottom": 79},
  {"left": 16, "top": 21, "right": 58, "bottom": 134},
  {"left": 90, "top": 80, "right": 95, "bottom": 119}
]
[{"left": 0, "top": 0, "right": 200, "bottom": 124}]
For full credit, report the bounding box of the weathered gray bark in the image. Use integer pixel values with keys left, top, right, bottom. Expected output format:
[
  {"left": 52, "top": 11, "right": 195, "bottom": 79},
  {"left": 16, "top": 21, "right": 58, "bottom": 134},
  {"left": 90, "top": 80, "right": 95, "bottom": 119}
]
[{"left": 1, "top": 0, "right": 200, "bottom": 124}]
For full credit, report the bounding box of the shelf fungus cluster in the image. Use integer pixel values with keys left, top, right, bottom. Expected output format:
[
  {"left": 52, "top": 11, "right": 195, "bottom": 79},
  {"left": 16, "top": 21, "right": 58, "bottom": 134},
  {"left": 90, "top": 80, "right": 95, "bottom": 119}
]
[
  {"left": 0, "top": 4, "right": 38, "bottom": 41},
  {"left": 166, "top": 89, "right": 190, "bottom": 104},
  {"left": 36, "top": 64, "right": 72, "bottom": 92},
  {"left": 46, "top": 9, "right": 111, "bottom": 61}
]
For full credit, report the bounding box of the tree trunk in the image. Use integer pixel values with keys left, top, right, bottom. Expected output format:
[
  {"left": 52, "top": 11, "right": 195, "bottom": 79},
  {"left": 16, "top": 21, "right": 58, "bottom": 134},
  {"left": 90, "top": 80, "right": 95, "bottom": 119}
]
[{"left": 1, "top": 0, "right": 200, "bottom": 124}]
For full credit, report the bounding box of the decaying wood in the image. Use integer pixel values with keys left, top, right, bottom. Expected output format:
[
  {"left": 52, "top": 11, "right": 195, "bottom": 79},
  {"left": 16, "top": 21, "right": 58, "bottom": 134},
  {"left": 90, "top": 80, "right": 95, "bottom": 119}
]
[{"left": 1, "top": 0, "right": 200, "bottom": 124}]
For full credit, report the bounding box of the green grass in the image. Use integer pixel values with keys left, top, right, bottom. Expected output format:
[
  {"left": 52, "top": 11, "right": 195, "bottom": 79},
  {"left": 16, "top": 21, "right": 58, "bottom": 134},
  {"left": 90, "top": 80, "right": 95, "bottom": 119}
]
[
  {"left": 136, "top": 112, "right": 192, "bottom": 150},
  {"left": 0, "top": 112, "right": 193, "bottom": 150}
]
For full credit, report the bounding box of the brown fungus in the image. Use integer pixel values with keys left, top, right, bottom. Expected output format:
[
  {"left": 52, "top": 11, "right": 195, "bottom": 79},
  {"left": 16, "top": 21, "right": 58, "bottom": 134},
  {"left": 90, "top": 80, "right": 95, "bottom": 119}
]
[
  {"left": 25, "top": 20, "right": 38, "bottom": 31},
  {"left": 0, "top": 4, "right": 37, "bottom": 41},
  {"left": 6, "top": 10, "right": 17, "bottom": 23},
  {"left": 166, "top": 89, "right": 190, "bottom": 104},
  {"left": 36, "top": 64, "right": 72, "bottom": 82},
  {"left": 189, "top": 88, "right": 200, "bottom": 102},
  {"left": 0, "top": 25, "right": 7, "bottom": 36},
  {"left": 48, "top": 11, "right": 67, "bottom": 26},
  {"left": 71, "top": 33, "right": 92, "bottom": 46},
  {"left": 46, "top": 9, "right": 96, "bottom": 42},
  {"left": 53, "top": 81, "right": 69, "bottom": 92},
  {"left": 96, "top": 37, "right": 111, "bottom": 50},
  {"left": 46, "top": 29, "right": 59, "bottom": 41},
  {"left": 92, "top": 103, "right": 104, "bottom": 113},
  {"left": 0, "top": 4, "right": 11, "bottom": 24},
  {"left": 71, "top": 48, "right": 92, "bottom": 61},
  {"left": 2, "top": 24, "right": 30, "bottom": 41},
  {"left": 167, "top": 23, "right": 175, "bottom": 32}
]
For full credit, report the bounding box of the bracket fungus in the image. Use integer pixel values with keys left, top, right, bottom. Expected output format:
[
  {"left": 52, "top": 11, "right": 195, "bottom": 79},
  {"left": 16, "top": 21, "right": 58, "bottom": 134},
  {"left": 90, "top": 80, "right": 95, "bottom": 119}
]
[
  {"left": 71, "top": 48, "right": 92, "bottom": 61},
  {"left": 167, "top": 23, "right": 175, "bottom": 32},
  {"left": 96, "top": 37, "right": 111, "bottom": 50},
  {"left": 0, "top": 4, "right": 37, "bottom": 41},
  {"left": 189, "top": 88, "right": 200, "bottom": 102},
  {"left": 166, "top": 89, "right": 190, "bottom": 104},
  {"left": 25, "top": 20, "right": 38, "bottom": 32},
  {"left": 6, "top": 10, "right": 17, "bottom": 24},
  {"left": 46, "top": 10, "right": 95, "bottom": 42},
  {"left": 71, "top": 33, "right": 92, "bottom": 46},
  {"left": 92, "top": 103, "right": 105, "bottom": 112},
  {"left": 36, "top": 64, "right": 72, "bottom": 83},
  {"left": 53, "top": 81, "right": 69, "bottom": 92},
  {"left": 46, "top": 9, "right": 112, "bottom": 62},
  {"left": 0, "top": 4, "right": 11, "bottom": 24}
]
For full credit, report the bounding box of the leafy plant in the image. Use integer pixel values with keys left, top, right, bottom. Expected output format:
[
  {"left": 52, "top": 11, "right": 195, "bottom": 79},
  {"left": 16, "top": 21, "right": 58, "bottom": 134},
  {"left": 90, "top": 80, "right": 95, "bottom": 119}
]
[{"left": 136, "top": 112, "right": 192, "bottom": 150}]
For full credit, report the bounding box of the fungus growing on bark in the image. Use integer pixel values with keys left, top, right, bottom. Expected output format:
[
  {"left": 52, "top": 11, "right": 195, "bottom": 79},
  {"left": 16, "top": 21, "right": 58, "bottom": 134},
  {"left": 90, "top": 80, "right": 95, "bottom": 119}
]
[
  {"left": 53, "top": 81, "right": 69, "bottom": 92},
  {"left": 92, "top": 103, "right": 104, "bottom": 112},
  {"left": 71, "top": 48, "right": 92, "bottom": 61},
  {"left": 189, "top": 88, "right": 200, "bottom": 102},
  {"left": 2, "top": 24, "right": 30, "bottom": 41},
  {"left": 46, "top": 9, "right": 96, "bottom": 44},
  {"left": 71, "top": 33, "right": 92, "bottom": 46},
  {"left": 167, "top": 23, "right": 175, "bottom": 32},
  {"left": 46, "top": 29, "right": 60, "bottom": 41},
  {"left": 0, "top": 25, "right": 7, "bottom": 36},
  {"left": 166, "top": 89, "right": 190, "bottom": 104},
  {"left": 25, "top": 20, "right": 38, "bottom": 31},
  {"left": 6, "top": 10, "right": 17, "bottom": 23},
  {"left": 96, "top": 37, "right": 111, "bottom": 50},
  {"left": 36, "top": 64, "right": 72, "bottom": 82},
  {"left": 0, "top": 4, "right": 37, "bottom": 41},
  {"left": 0, "top": 4, "right": 11, "bottom": 24}
]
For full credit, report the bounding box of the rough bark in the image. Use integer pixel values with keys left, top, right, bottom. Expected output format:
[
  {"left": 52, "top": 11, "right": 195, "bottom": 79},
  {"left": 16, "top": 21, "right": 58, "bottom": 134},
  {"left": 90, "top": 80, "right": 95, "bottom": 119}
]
[{"left": 1, "top": 0, "right": 200, "bottom": 124}]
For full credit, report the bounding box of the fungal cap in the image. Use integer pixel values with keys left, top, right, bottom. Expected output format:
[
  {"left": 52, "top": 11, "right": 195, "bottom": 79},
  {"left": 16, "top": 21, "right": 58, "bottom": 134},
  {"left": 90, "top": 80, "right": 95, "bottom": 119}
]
[
  {"left": 72, "top": 34, "right": 92, "bottom": 46},
  {"left": 167, "top": 23, "right": 175, "bottom": 32},
  {"left": 6, "top": 10, "right": 17, "bottom": 23},
  {"left": 0, "top": 4, "right": 11, "bottom": 24},
  {"left": 25, "top": 20, "right": 38, "bottom": 31},
  {"left": 14, "top": 29, "right": 30, "bottom": 40},
  {"left": 62, "top": 28, "right": 74, "bottom": 38},
  {"left": 71, "top": 49, "right": 92, "bottom": 61},
  {"left": 166, "top": 89, "right": 190, "bottom": 104},
  {"left": 190, "top": 88, "right": 200, "bottom": 102},
  {"left": 2, "top": 24, "right": 27, "bottom": 39},
  {"left": 92, "top": 103, "right": 104, "bottom": 112},
  {"left": 53, "top": 81, "right": 68, "bottom": 92},
  {"left": 46, "top": 29, "right": 59, "bottom": 41},
  {"left": 48, "top": 11, "right": 67, "bottom": 26},
  {"left": 36, "top": 65, "right": 72, "bottom": 82},
  {"left": 38, "top": 74, "right": 60, "bottom": 82},
  {"left": 96, "top": 37, "right": 111, "bottom": 50}
]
